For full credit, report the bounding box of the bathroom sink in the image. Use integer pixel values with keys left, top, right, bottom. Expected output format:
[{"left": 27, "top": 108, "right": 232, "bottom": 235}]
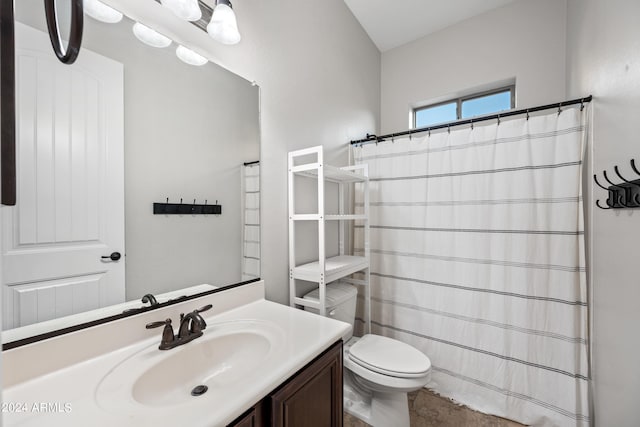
[{"left": 95, "top": 319, "right": 286, "bottom": 411}]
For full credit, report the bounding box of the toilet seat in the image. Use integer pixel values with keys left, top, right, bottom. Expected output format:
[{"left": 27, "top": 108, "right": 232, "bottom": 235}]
[{"left": 348, "top": 334, "right": 431, "bottom": 379}]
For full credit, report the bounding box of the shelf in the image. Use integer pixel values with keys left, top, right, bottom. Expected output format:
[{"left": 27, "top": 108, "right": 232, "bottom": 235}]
[
  {"left": 293, "top": 297, "right": 320, "bottom": 309},
  {"left": 290, "top": 214, "right": 367, "bottom": 221},
  {"left": 292, "top": 255, "right": 369, "bottom": 283},
  {"left": 290, "top": 214, "right": 321, "bottom": 221},
  {"left": 294, "top": 165, "right": 368, "bottom": 183},
  {"left": 325, "top": 214, "right": 367, "bottom": 221}
]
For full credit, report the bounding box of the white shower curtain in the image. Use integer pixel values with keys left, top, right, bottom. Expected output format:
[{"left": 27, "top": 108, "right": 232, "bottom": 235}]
[{"left": 352, "top": 108, "right": 589, "bottom": 427}]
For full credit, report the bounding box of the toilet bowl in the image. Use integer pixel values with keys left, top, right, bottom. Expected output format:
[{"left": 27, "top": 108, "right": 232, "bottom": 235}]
[{"left": 303, "top": 283, "right": 431, "bottom": 427}]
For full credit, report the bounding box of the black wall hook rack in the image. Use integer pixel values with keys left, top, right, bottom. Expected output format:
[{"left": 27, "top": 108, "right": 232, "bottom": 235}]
[
  {"left": 594, "top": 159, "right": 640, "bottom": 209},
  {"left": 153, "top": 198, "right": 222, "bottom": 215}
]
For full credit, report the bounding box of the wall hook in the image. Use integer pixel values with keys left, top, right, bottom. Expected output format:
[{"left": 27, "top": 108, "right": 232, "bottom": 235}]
[
  {"left": 594, "top": 160, "right": 640, "bottom": 209},
  {"left": 630, "top": 159, "right": 640, "bottom": 177},
  {"left": 603, "top": 170, "right": 627, "bottom": 206},
  {"left": 614, "top": 165, "right": 640, "bottom": 205},
  {"left": 593, "top": 174, "right": 608, "bottom": 191},
  {"left": 596, "top": 200, "right": 612, "bottom": 210},
  {"left": 153, "top": 198, "right": 221, "bottom": 215}
]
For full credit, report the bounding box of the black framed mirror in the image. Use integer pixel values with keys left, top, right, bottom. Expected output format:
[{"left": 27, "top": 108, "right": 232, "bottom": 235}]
[
  {"left": 43, "top": 0, "right": 83, "bottom": 64},
  {"left": 2, "top": 0, "right": 261, "bottom": 350},
  {"left": 1, "top": 0, "right": 16, "bottom": 206}
]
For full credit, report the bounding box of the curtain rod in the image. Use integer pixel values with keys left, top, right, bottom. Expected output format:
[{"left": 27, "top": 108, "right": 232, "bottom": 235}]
[
  {"left": 243, "top": 160, "right": 260, "bottom": 166},
  {"left": 350, "top": 95, "right": 592, "bottom": 146}
]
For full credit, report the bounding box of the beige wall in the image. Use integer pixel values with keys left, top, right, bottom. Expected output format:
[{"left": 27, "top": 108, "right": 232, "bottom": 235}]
[
  {"left": 380, "top": 0, "right": 567, "bottom": 134},
  {"left": 566, "top": 0, "right": 640, "bottom": 425}
]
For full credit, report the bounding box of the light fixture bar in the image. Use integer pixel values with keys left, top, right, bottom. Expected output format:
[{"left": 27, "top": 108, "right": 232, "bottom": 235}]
[{"left": 153, "top": 0, "right": 213, "bottom": 33}]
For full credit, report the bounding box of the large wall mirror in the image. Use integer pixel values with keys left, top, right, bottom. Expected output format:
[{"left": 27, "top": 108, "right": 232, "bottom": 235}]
[{"left": 2, "top": 0, "right": 260, "bottom": 347}]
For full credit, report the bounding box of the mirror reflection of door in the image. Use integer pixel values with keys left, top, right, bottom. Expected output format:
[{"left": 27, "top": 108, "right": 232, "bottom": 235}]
[{"left": 1, "top": 23, "right": 125, "bottom": 329}]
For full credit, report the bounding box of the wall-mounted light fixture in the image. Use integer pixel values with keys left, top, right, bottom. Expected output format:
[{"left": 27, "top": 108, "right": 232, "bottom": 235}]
[
  {"left": 176, "top": 45, "right": 208, "bottom": 66},
  {"left": 132, "top": 22, "right": 172, "bottom": 48},
  {"left": 161, "top": 0, "right": 202, "bottom": 22},
  {"left": 83, "top": 0, "right": 123, "bottom": 23},
  {"left": 207, "top": 0, "right": 241, "bottom": 45}
]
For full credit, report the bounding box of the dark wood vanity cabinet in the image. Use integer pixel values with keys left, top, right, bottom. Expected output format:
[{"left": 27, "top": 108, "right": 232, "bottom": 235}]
[{"left": 228, "top": 340, "right": 343, "bottom": 427}]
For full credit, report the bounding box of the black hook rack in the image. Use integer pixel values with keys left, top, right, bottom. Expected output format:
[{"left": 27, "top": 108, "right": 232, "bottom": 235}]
[
  {"left": 153, "top": 198, "right": 222, "bottom": 215},
  {"left": 593, "top": 159, "right": 640, "bottom": 209}
]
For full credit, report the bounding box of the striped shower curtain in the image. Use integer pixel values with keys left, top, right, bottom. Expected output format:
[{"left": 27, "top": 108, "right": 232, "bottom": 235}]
[{"left": 352, "top": 108, "right": 589, "bottom": 427}]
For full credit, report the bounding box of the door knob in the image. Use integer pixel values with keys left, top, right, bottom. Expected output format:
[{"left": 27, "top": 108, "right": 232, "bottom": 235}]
[{"left": 101, "top": 252, "right": 122, "bottom": 261}]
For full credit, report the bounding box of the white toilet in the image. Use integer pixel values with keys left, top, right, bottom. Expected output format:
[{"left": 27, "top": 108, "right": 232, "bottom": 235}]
[{"left": 304, "top": 283, "right": 431, "bottom": 427}]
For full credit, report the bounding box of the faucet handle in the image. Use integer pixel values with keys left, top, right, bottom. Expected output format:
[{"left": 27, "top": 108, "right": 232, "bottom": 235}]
[
  {"left": 194, "top": 304, "right": 212, "bottom": 314},
  {"left": 146, "top": 318, "right": 176, "bottom": 350},
  {"left": 189, "top": 305, "right": 212, "bottom": 333},
  {"left": 146, "top": 318, "right": 172, "bottom": 329}
]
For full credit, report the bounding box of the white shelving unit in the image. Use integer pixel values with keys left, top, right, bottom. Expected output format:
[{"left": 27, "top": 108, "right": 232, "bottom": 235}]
[{"left": 288, "top": 146, "right": 370, "bottom": 333}]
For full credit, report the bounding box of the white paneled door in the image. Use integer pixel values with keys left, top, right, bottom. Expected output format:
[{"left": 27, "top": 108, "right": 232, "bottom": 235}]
[{"left": 1, "top": 24, "right": 125, "bottom": 330}]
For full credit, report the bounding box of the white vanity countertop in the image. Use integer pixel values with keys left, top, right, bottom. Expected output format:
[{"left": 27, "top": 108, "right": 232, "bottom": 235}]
[{"left": 3, "top": 297, "right": 350, "bottom": 427}]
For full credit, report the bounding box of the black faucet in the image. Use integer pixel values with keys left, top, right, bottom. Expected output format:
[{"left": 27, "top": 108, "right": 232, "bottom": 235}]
[
  {"left": 146, "top": 304, "right": 213, "bottom": 350},
  {"left": 121, "top": 293, "right": 160, "bottom": 314},
  {"left": 141, "top": 293, "right": 159, "bottom": 306}
]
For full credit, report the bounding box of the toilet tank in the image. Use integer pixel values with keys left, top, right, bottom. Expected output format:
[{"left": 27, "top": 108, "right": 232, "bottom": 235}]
[{"left": 303, "top": 282, "right": 358, "bottom": 341}]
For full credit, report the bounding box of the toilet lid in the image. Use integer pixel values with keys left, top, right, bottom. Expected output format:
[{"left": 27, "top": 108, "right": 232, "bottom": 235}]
[{"left": 348, "top": 334, "right": 431, "bottom": 378}]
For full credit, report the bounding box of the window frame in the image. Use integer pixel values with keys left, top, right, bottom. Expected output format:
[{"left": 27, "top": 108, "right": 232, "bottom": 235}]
[{"left": 413, "top": 85, "right": 515, "bottom": 129}]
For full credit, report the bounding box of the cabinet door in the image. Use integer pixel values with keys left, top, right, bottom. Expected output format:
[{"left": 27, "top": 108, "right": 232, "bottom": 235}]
[
  {"left": 228, "top": 400, "right": 265, "bottom": 427},
  {"left": 271, "top": 341, "right": 343, "bottom": 427}
]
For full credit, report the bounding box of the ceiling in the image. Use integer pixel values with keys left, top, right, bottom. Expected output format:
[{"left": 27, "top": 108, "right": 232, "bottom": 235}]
[{"left": 344, "top": 0, "right": 519, "bottom": 52}]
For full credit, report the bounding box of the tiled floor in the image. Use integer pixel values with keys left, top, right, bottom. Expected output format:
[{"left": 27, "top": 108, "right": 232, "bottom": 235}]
[{"left": 344, "top": 388, "right": 525, "bottom": 427}]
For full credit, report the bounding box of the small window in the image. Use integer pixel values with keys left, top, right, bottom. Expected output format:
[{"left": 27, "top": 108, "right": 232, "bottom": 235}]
[
  {"left": 414, "top": 101, "right": 457, "bottom": 128},
  {"left": 414, "top": 86, "right": 514, "bottom": 128}
]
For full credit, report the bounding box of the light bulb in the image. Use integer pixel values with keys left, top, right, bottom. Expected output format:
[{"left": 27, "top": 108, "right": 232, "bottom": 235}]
[
  {"left": 83, "top": 0, "right": 123, "bottom": 23},
  {"left": 161, "top": 0, "right": 202, "bottom": 22},
  {"left": 176, "top": 45, "right": 208, "bottom": 66},
  {"left": 207, "top": 2, "right": 241, "bottom": 45},
  {"left": 132, "top": 22, "right": 172, "bottom": 48}
]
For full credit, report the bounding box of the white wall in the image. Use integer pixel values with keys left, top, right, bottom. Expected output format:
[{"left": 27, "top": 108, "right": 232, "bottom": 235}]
[
  {"left": 380, "top": 0, "right": 567, "bottom": 134},
  {"left": 103, "top": 0, "right": 381, "bottom": 303},
  {"left": 566, "top": 1, "right": 640, "bottom": 425}
]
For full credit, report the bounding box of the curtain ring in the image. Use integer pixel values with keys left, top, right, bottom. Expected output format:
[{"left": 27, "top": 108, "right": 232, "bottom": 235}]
[
  {"left": 447, "top": 125, "right": 450, "bottom": 134},
  {"left": 409, "top": 133, "right": 412, "bottom": 141},
  {"left": 557, "top": 103, "right": 562, "bottom": 115},
  {"left": 428, "top": 129, "right": 431, "bottom": 137},
  {"left": 497, "top": 114, "right": 500, "bottom": 126},
  {"left": 526, "top": 109, "right": 530, "bottom": 121},
  {"left": 580, "top": 99, "right": 585, "bottom": 111},
  {"left": 470, "top": 118, "right": 474, "bottom": 130}
]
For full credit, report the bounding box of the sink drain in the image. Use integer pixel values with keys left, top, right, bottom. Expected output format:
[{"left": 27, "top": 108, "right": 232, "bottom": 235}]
[{"left": 191, "top": 385, "right": 208, "bottom": 396}]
